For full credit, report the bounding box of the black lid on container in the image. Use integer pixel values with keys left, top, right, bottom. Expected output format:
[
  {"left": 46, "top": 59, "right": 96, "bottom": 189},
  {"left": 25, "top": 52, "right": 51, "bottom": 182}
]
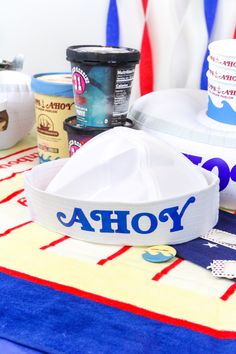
[
  {"left": 64, "top": 117, "right": 109, "bottom": 134},
  {"left": 64, "top": 116, "right": 134, "bottom": 133},
  {"left": 66, "top": 45, "right": 140, "bottom": 64}
]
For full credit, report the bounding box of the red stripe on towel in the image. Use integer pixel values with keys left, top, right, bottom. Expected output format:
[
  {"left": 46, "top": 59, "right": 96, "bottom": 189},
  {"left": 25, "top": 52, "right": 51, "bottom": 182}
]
[
  {"left": 221, "top": 283, "right": 236, "bottom": 301},
  {"left": 152, "top": 258, "right": 184, "bottom": 281},
  {"left": 98, "top": 246, "right": 132, "bottom": 265},
  {"left": 0, "top": 221, "right": 32, "bottom": 237},
  {"left": 40, "top": 236, "right": 70, "bottom": 250},
  {"left": 0, "top": 189, "right": 24, "bottom": 204}
]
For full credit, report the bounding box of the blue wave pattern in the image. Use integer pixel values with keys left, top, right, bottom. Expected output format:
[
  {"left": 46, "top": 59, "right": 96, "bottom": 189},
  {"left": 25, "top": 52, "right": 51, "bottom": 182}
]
[{"left": 207, "top": 96, "right": 236, "bottom": 125}]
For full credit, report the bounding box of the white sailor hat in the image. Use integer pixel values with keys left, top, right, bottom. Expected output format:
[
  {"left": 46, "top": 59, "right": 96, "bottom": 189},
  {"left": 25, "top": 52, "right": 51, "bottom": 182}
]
[{"left": 24, "top": 127, "right": 219, "bottom": 245}]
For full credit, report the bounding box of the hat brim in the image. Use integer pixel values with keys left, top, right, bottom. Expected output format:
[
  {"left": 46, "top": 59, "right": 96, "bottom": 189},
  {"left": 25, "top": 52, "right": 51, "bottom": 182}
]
[{"left": 24, "top": 159, "right": 219, "bottom": 246}]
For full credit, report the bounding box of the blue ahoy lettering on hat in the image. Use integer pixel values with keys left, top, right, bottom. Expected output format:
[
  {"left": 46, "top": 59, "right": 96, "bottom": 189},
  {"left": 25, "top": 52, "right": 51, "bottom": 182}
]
[
  {"left": 184, "top": 153, "right": 236, "bottom": 192},
  {"left": 56, "top": 196, "right": 196, "bottom": 236}
]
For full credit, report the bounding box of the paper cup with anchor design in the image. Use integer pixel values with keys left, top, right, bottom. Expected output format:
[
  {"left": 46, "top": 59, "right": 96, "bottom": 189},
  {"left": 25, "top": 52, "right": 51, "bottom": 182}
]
[
  {"left": 208, "top": 39, "right": 236, "bottom": 69},
  {"left": 207, "top": 39, "right": 236, "bottom": 125},
  {"left": 24, "top": 127, "right": 219, "bottom": 245},
  {"left": 31, "top": 73, "right": 75, "bottom": 163}
]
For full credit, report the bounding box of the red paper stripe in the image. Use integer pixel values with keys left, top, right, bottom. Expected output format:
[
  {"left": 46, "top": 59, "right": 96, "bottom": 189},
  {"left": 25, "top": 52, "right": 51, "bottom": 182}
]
[
  {"left": 221, "top": 283, "right": 236, "bottom": 301},
  {"left": 142, "top": 0, "right": 148, "bottom": 12},
  {"left": 40, "top": 236, "right": 70, "bottom": 250},
  {"left": 0, "top": 189, "right": 24, "bottom": 204},
  {"left": 0, "top": 265, "right": 235, "bottom": 339},
  {"left": 97, "top": 246, "right": 131, "bottom": 265},
  {"left": 234, "top": 27, "right": 236, "bottom": 39},
  {"left": 152, "top": 258, "right": 184, "bottom": 281},
  {"left": 139, "top": 0, "right": 154, "bottom": 96},
  {"left": 0, "top": 146, "right": 37, "bottom": 161}
]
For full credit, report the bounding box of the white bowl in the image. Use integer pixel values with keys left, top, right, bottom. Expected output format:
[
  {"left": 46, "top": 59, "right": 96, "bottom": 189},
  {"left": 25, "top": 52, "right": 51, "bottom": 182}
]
[{"left": 129, "top": 88, "right": 236, "bottom": 210}]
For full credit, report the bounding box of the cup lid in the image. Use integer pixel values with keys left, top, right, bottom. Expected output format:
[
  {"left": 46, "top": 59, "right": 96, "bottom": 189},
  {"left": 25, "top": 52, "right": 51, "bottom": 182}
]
[
  {"left": 209, "top": 39, "right": 236, "bottom": 58},
  {"left": 66, "top": 45, "right": 140, "bottom": 64}
]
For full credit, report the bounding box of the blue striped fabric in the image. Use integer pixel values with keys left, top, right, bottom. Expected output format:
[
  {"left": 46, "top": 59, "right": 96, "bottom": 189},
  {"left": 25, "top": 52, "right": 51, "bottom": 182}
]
[
  {"left": 200, "top": 0, "right": 218, "bottom": 90},
  {"left": 106, "top": 0, "right": 120, "bottom": 46}
]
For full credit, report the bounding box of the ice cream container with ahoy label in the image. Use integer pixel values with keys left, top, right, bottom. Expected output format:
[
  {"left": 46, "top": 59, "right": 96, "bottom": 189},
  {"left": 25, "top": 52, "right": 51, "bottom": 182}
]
[
  {"left": 31, "top": 73, "right": 75, "bottom": 163},
  {"left": 63, "top": 116, "right": 134, "bottom": 156},
  {"left": 66, "top": 45, "right": 140, "bottom": 128},
  {"left": 24, "top": 127, "right": 219, "bottom": 246}
]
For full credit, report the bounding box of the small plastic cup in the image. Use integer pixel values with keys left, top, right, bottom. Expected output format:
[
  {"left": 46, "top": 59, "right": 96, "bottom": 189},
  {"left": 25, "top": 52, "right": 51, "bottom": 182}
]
[
  {"left": 64, "top": 116, "right": 133, "bottom": 156},
  {"left": 66, "top": 45, "right": 140, "bottom": 128}
]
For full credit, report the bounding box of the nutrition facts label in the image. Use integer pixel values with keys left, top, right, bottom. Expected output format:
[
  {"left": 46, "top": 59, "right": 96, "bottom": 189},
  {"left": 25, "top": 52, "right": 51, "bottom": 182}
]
[{"left": 113, "top": 68, "right": 135, "bottom": 117}]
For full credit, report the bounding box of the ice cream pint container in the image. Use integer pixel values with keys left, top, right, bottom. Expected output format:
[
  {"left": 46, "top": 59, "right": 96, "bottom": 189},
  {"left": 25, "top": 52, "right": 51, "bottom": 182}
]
[
  {"left": 64, "top": 116, "right": 133, "bottom": 156},
  {"left": 31, "top": 73, "right": 75, "bottom": 163},
  {"left": 66, "top": 45, "right": 140, "bottom": 128},
  {"left": 64, "top": 117, "right": 107, "bottom": 156}
]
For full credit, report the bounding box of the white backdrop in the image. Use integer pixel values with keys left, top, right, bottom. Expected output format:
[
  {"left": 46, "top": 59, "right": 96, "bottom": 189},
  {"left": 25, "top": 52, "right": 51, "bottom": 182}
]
[
  {"left": 1, "top": 0, "right": 143, "bottom": 75},
  {"left": 1, "top": 0, "right": 236, "bottom": 98}
]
